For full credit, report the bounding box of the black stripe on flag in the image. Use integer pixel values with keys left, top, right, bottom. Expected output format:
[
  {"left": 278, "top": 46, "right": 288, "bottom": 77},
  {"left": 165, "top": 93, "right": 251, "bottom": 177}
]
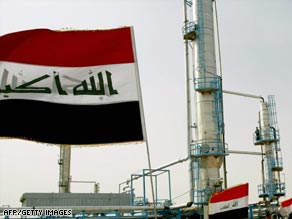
[
  {"left": 209, "top": 207, "right": 248, "bottom": 219},
  {"left": 0, "top": 99, "right": 143, "bottom": 145}
]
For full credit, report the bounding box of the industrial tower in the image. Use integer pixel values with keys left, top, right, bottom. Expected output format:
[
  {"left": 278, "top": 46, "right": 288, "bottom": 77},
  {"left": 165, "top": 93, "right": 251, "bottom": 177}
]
[
  {"left": 183, "top": 1, "right": 287, "bottom": 218},
  {"left": 254, "top": 96, "right": 285, "bottom": 200},
  {"left": 250, "top": 95, "right": 286, "bottom": 217},
  {"left": 183, "top": 0, "right": 228, "bottom": 217}
]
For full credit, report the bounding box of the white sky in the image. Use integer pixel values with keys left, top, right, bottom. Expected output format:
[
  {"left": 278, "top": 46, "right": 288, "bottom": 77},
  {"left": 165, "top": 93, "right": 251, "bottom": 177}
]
[{"left": 0, "top": 0, "right": 291, "bottom": 207}]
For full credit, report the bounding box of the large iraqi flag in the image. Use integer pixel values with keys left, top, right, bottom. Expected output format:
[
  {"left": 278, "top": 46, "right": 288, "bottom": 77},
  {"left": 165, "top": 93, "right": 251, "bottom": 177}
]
[
  {"left": 0, "top": 27, "right": 145, "bottom": 145},
  {"left": 208, "top": 183, "right": 249, "bottom": 219}
]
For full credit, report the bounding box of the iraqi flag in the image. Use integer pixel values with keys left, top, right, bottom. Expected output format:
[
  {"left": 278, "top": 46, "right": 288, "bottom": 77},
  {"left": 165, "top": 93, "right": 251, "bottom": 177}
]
[
  {"left": 0, "top": 27, "right": 145, "bottom": 145},
  {"left": 279, "top": 198, "right": 292, "bottom": 217},
  {"left": 208, "top": 183, "right": 249, "bottom": 219}
]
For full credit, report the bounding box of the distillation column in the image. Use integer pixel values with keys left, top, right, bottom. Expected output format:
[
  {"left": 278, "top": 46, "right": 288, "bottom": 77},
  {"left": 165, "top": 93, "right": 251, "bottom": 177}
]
[
  {"left": 183, "top": 0, "right": 227, "bottom": 215},
  {"left": 254, "top": 96, "right": 285, "bottom": 201}
]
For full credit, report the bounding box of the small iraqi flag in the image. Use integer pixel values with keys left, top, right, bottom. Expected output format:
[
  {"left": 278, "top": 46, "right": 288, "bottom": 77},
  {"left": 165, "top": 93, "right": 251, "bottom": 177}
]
[
  {"left": 279, "top": 198, "right": 292, "bottom": 217},
  {"left": 0, "top": 27, "right": 145, "bottom": 145},
  {"left": 208, "top": 183, "right": 249, "bottom": 219}
]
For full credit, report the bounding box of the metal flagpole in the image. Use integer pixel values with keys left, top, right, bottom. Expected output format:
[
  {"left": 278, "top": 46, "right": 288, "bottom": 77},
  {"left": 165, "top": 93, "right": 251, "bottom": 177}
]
[{"left": 130, "top": 27, "right": 157, "bottom": 219}]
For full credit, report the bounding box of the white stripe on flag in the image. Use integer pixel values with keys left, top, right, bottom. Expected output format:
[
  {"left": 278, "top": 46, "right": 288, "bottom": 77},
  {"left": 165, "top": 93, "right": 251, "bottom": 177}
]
[
  {"left": 0, "top": 61, "right": 138, "bottom": 105},
  {"left": 209, "top": 196, "right": 248, "bottom": 215}
]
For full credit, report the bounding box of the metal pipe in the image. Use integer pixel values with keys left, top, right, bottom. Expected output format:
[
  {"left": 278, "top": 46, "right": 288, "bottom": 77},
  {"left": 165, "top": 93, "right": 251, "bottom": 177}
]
[
  {"left": 223, "top": 90, "right": 264, "bottom": 101},
  {"left": 261, "top": 145, "right": 266, "bottom": 202},
  {"left": 229, "top": 150, "right": 264, "bottom": 156},
  {"left": 119, "top": 156, "right": 189, "bottom": 193},
  {"left": 152, "top": 156, "right": 189, "bottom": 171},
  {"left": 168, "top": 170, "right": 172, "bottom": 202},
  {"left": 213, "top": 0, "right": 222, "bottom": 78},
  {"left": 183, "top": 0, "right": 195, "bottom": 202},
  {"left": 143, "top": 169, "right": 146, "bottom": 205},
  {"left": 219, "top": 78, "right": 227, "bottom": 189},
  {"left": 213, "top": 0, "right": 228, "bottom": 189}
]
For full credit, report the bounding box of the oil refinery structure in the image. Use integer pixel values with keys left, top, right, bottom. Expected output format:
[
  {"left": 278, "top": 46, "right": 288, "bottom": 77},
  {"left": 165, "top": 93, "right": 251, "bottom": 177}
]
[{"left": 0, "top": 0, "right": 290, "bottom": 219}]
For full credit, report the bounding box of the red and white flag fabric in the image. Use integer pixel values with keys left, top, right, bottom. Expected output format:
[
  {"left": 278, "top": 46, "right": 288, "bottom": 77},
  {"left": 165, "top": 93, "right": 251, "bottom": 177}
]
[
  {"left": 279, "top": 198, "right": 292, "bottom": 217},
  {"left": 0, "top": 27, "right": 145, "bottom": 145},
  {"left": 208, "top": 183, "right": 249, "bottom": 219}
]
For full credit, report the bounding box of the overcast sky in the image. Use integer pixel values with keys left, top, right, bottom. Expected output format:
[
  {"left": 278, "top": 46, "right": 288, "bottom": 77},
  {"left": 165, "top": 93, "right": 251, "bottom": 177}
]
[{"left": 0, "top": 0, "right": 291, "bottom": 207}]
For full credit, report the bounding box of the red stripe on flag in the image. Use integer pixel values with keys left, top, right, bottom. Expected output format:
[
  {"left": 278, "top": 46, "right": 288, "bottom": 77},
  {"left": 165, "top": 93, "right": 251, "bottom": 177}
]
[
  {"left": 282, "top": 198, "right": 292, "bottom": 208},
  {"left": 210, "top": 183, "right": 248, "bottom": 203},
  {"left": 0, "top": 27, "right": 134, "bottom": 67}
]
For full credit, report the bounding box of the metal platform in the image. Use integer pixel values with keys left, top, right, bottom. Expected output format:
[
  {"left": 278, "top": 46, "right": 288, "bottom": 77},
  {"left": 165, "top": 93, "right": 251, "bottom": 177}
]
[
  {"left": 191, "top": 141, "right": 228, "bottom": 158},
  {"left": 182, "top": 21, "right": 197, "bottom": 40}
]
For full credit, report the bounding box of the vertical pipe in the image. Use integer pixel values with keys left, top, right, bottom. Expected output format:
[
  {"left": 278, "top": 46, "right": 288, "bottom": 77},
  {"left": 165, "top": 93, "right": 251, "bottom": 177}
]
[
  {"left": 58, "top": 144, "right": 71, "bottom": 193},
  {"left": 213, "top": 0, "right": 228, "bottom": 189},
  {"left": 130, "top": 175, "right": 134, "bottom": 206},
  {"left": 155, "top": 175, "right": 158, "bottom": 205},
  {"left": 213, "top": 0, "right": 222, "bottom": 78},
  {"left": 261, "top": 145, "right": 266, "bottom": 202},
  {"left": 168, "top": 170, "right": 172, "bottom": 202},
  {"left": 184, "top": 0, "right": 195, "bottom": 202},
  {"left": 143, "top": 170, "right": 146, "bottom": 206}
]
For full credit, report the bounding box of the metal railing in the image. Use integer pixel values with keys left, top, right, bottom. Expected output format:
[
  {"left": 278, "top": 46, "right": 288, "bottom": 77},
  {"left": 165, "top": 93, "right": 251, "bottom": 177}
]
[
  {"left": 193, "top": 189, "right": 211, "bottom": 205},
  {"left": 191, "top": 141, "right": 228, "bottom": 157},
  {"left": 271, "top": 157, "right": 283, "bottom": 171},
  {"left": 182, "top": 21, "right": 197, "bottom": 40},
  {"left": 253, "top": 128, "right": 279, "bottom": 145},
  {"left": 193, "top": 77, "right": 220, "bottom": 92},
  {"left": 257, "top": 182, "right": 285, "bottom": 198}
]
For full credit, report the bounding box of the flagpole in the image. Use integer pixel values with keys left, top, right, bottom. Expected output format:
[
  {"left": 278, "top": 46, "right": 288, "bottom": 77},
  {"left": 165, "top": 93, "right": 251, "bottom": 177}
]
[
  {"left": 58, "top": 144, "right": 71, "bottom": 193},
  {"left": 130, "top": 27, "right": 157, "bottom": 219}
]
